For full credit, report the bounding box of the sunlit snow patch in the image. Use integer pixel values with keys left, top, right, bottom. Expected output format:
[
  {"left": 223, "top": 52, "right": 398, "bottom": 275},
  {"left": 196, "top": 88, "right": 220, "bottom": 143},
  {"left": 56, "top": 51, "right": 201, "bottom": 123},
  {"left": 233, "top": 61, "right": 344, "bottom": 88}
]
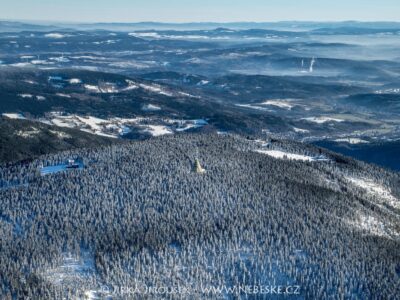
[
  {"left": 44, "top": 33, "right": 67, "bottom": 39},
  {"left": 16, "top": 127, "right": 40, "bottom": 138},
  {"left": 346, "top": 176, "right": 399, "bottom": 210},
  {"left": 142, "top": 104, "right": 162, "bottom": 111},
  {"left": 142, "top": 125, "right": 173, "bottom": 136},
  {"left": 176, "top": 119, "right": 208, "bottom": 132},
  {"left": 40, "top": 160, "right": 84, "bottom": 176},
  {"left": 84, "top": 84, "right": 101, "bottom": 93},
  {"left": 69, "top": 78, "right": 82, "bottom": 84},
  {"left": 255, "top": 150, "right": 316, "bottom": 161},
  {"left": 261, "top": 100, "right": 296, "bottom": 110},
  {"left": 235, "top": 104, "right": 272, "bottom": 111},
  {"left": 18, "top": 93, "right": 33, "bottom": 99},
  {"left": 293, "top": 127, "right": 309, "bottom": 133},
  {"left": 302, "top": 116, "right": 344, "bottom": 124},
  {"left": 129, "top": 32, "right": 161, "bottom": 38},
  {"left": 256, "top": 150, "right": 330, "bottom": 162},
  {"left": 2, "top": 113, "right": 26, "bottom": 119},
  {"left": 56, "top": 93, "right": 71, "bottom": 98},
  {"left": 49, "top": 130, "right": 72, "bottom": 139},
  {"left": 139, "top": 83, "right": 173, "bottom": 97},
  {"left": 346, "top": 213, "right": 399, "bottom": 239},
  {"left": 334, "top": 138, "right": 369, "bottom": 144}
]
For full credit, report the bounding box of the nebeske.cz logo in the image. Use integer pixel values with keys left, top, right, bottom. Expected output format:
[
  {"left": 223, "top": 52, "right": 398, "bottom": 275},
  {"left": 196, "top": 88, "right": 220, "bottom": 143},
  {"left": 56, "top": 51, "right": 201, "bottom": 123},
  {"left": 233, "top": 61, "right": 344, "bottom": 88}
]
[{"left": 100, "top": 284, "right": 301, "bottom": 296}]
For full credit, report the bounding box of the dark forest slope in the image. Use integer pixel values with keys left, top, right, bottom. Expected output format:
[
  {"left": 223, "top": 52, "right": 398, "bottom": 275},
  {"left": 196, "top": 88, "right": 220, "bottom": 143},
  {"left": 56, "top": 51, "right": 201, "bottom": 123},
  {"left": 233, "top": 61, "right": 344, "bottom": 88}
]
[{"left": 0, "top": 118, "right": 118, "bottom": 163}]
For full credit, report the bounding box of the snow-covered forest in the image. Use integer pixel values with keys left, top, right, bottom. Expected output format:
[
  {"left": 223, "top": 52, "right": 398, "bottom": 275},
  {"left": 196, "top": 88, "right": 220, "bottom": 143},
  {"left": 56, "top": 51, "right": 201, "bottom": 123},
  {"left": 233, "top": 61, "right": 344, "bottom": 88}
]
[{"left": 1, "top": 133, "right": 399, "bottom": 299}]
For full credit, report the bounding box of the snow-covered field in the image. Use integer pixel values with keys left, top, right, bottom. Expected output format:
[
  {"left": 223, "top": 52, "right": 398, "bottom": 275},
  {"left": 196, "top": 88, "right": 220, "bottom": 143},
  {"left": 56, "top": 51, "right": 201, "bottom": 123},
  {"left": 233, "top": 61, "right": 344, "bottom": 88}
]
[
  {"left": 293, "top": 127, "right": 309, "bottom": 133},
  {"left": 235, "top": 104, "right": 272, "bottom": 111},
  {"left": 302, "top": 116, "right": 345, "bottom": 124},
  {"left": 3, "top": 112, "right": 208, "bottom": 139},
  {"left": 49, "top": 115, "right": 131, "bottom": 138},
  {"left": 2, "top": 113, "right": 26, "bottom": 119},
  {"left": 334, "top": 138, "right": 369, "bottom": 144},
  {"left": 138, "top": 83, "right": 173, "bottom": 97},
  {"left": 142, "top": 104, "right": 162, "bottom": 111},
  {"left": 261, "top": 99, "right": 296, "bottom": 110},
  {"left": 85, "top": 83, "right": 118, "bottom": 94},
  {"left": 175, "top": 119, "right": 208, "bottom": 132},
  {"left": 49, "top": 130, "right": 72, "bottom": 139},
  {"left": 141, "top": 125, "right": 173, "bottom": 136},
  {"left": 69, "top": 78, "right": 82, "bottom": 84},
  {"left": 44, "top": 33, "right": 68, "bottom": 39},
  {"left": 18, "top": 93, "right": 33, "bottom": 99},
  {"left": 255, "top": 149, "right": 317, "bottom": 162}
]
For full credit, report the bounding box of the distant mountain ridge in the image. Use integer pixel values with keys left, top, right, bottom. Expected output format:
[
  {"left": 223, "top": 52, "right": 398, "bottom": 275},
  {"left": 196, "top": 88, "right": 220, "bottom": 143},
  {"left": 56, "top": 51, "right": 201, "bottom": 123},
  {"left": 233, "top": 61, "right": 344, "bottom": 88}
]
[{"left": 1, "top": 20, "right": 400, "bottom": 32}]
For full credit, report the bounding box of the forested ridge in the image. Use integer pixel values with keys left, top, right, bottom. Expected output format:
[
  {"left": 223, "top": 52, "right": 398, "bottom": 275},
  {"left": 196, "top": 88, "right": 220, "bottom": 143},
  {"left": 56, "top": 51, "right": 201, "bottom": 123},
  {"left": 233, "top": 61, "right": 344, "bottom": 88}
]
[{"left": 0, "top": 133, "right": 399, "bottom": 299}]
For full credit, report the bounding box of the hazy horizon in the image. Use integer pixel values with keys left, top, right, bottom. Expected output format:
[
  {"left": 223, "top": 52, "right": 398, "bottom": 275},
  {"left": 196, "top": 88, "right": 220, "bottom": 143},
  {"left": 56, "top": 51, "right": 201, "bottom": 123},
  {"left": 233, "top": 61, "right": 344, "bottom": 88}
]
[
  {"left": 1, "top": 0, "right": 399, "bottom": 23},
  {"left": 2, "top": 19, "right": 400, "bottom": 25}
]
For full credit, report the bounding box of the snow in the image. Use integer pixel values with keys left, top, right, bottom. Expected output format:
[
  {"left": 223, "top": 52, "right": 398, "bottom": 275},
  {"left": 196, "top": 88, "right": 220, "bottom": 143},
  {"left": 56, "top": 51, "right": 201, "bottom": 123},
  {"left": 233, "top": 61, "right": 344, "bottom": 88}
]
[
  {"left": 48, "top": 76, "right": 63, "bottom": 81},
  {"left": 31, "top": 60, "right": 54, "bottom": 65},
  {"left": 49, "top": 56, "right": 70, "bottom": 63},
  {"left": 18, "top": 93, "right": 33, "bottom": 99},
  {"left": 139, "top": 83, "right": 173, "bottom": 97},
  {"left": 20, "top": 55, "right": 35, "bottom": 59},
  {"left": 16, "top": 127, "right": 40, "bottom": 138},
  {"left": 23, "top": 80, "right": 37, "bottom": 85},
  {"left": 197, "top": 80, "right": 210, "bottom": 85},
  {"left": 42, "top": 251, "right": 97, "bottom": 291},
  {"left": 10, "top": 62, "right": 32, "bottom": 67},
  {"left": 346, "top": 213, "right": 399, "bottom": 239},
  {"left": 334, "top": 138, "right": 369, "bottom": 144},
  {"left": 69, "top": 78, "right": 82, "bottom": 84},
  {"left": 84, "top": 84, "right": 117, "bottom": 94},
  {"left": 56, "top": 93, "right": 71, "bottom": 98},
  {"left": 261, "top": 100, "right": 295, "bottom": 109},
  {"left": 123, "top": 79, "right": 139, "bottom": 91},
  {"left": 84, "top": 85, "right": 101, "bottom": 93},
  {"left": 76, "top": 116, "right": 108, "bottom": 131},
  {"left": 40, "top": 161, "right": 84, "bottom": 176},
  {"left": 175, "top": 119, "right": 208, "bottom": 132},
  {"left": 93, "top": 39, "right": 118, "bottom": 45},
  {"left": 142, "top": 104, "right": 162, "bottom": 111},
  {"left": 178, "top": 91, "right": 201, "bottom": 98},
  {"left": 375, "top": 88, "right": 400, "bottom": 94},
  {"left": 293, "top": 127, "right": 309, "bottom": 133},
  {"left": 236, "top": 104, "right": 271, "bottom": 111},
  {"left": 255, "top": 150, "right": 316, "bottom": 161},
  {"left": 48, "top": 114, "right": 142, "bottom": 138},
  {"left": 70, "top": 55, "right": 107, "bottom": 61},
  {"left": 142, "top": 125, "right": 173, "bottom": 136},
  {"left": 302, "top": 116, "right": 344, "bottom": 124},
  {"left": 45, "top": 33, "right": 66, "bottom": 39},
  {"left": 129, "top": 32, "right": 161, "bottom": 38},
  {"left": 2, "top": 113, "right": 25, "bottom": 119},
  {"left": 83, "top": 290, "right": 100, "bottom": 299},
  {"left": 49, "top": 130, "right": 72, "bottom": 139},
  {"left": 51, "top": 117, "right": 75, "bottom": 128},
  {"left": 346, "top": 176, "right": 399, "bottom": 209}
]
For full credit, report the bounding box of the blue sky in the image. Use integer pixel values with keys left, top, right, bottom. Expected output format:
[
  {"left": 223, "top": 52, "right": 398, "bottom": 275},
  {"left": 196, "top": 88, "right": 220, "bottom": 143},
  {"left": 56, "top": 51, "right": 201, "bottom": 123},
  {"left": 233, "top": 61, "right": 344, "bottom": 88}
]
[{"left": 1, "top": 0, "right": 399, "bottom": 23}]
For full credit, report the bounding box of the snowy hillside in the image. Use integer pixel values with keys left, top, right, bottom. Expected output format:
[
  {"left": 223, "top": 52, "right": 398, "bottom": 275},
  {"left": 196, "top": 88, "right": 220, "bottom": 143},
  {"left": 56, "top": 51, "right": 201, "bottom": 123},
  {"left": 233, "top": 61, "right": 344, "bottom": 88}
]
[{"left": 0, "top": 133, "right": 399, "bottom": 299}]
